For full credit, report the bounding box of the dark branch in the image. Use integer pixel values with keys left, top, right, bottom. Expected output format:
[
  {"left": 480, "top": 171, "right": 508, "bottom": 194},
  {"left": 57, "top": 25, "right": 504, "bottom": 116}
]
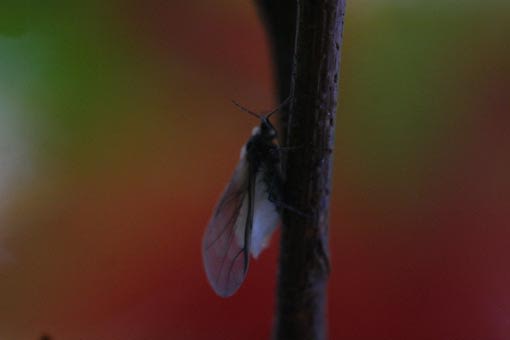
[
  {"left": 254, "top": 0, "right": 297, "bottom": 139},
  {"left": 268, "top": 0, "right": 347, "bottom": 339}
]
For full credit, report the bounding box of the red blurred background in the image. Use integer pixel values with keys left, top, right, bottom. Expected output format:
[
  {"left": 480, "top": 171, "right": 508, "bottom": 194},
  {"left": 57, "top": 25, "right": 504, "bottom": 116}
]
[{"left": 0, "top": 1, "right": 509, "bottom": 339}]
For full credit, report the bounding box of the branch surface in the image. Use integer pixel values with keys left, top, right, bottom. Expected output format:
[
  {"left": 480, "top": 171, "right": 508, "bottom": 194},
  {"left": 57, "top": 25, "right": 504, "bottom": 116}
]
[{"left": 271, "top": 1, "right": 347, "bottom": 339}]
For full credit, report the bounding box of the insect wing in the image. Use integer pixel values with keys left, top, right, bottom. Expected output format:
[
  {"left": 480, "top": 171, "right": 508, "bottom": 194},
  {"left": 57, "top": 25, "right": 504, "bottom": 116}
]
[
  {"left": 202, "top": 158, "right": 254, "bottom": 297},
  {"left": 250, "top": 171, "right": 280, "bottom": 258}
]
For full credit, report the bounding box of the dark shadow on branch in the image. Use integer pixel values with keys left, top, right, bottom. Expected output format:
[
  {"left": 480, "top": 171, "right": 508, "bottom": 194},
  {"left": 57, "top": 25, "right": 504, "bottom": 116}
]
[{"left": 254, "top": 0, "right": 296, "bottom": 140}]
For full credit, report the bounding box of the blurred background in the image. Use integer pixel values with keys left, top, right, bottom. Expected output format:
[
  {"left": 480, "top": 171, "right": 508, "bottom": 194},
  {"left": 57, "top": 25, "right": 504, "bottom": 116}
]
[{"left": 0, "top": 1, "right": 509, "bottom": 339}]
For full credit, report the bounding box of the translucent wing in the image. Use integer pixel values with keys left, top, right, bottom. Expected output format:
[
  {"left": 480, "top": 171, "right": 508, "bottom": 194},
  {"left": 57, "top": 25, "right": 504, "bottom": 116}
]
[
  {"left": 202, "top": 157, "right": 255, "bottom": 297},
  {"left": 250, "top": 170, "right": 280, "bottom": 258}
]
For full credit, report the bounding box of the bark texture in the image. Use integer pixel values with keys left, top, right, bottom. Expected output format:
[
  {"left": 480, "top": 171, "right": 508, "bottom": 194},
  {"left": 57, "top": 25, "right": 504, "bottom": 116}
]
[{"left": 266, "top": 1, "right": 347, "bottom": 339}]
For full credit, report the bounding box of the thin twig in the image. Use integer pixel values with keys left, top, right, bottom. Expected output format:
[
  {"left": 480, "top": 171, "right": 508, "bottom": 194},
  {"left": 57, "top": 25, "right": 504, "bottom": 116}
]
[{"left": 257, "top": 0, "right": 347, "bottom": 339}]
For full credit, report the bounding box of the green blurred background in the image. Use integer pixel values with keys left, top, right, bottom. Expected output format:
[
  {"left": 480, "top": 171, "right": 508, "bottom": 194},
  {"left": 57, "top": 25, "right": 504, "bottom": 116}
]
[{"left": 0, "top": 1, "right": 509, "bottom": 339}]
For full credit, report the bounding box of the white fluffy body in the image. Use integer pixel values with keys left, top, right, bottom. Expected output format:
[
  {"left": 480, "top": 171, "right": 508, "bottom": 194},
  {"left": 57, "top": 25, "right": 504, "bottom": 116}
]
[
  {"left": 250, "top": 172, "right": 279, "bottom": 258},
  {"left": 232, "top": 157, "right": 279, "bottom": 259}
]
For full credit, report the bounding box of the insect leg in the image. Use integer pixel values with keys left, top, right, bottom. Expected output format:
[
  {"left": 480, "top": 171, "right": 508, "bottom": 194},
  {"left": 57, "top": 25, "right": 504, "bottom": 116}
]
[{"left": 266, "top": 171, "right": 312, "bottom": 218}]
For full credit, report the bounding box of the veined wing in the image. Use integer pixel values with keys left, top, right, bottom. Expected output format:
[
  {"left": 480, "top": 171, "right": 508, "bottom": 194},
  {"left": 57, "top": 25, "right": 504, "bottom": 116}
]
[
  {"left": 250, "top": 169, "right": 280, "bottom": 258},
  {"left": 202, "top": 157, "right": 255, "bottom": 297}
]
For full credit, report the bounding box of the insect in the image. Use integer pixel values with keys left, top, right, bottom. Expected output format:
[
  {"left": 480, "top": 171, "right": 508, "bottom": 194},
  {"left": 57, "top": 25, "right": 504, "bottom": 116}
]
[{"left": 202, "top": 100, "right": 287, "bottom": 297}]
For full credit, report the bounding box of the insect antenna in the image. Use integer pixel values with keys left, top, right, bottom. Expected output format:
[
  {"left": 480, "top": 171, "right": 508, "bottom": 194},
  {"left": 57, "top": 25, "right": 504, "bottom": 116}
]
[
  {"left": 231, "top": 96, "right": 293, "bottom": 120},
  {"left": 231, "top": 100, "right": 263, "bottom": 120},
  {"left": 266, "top": 96, "right": 292, "bottom": 119}
]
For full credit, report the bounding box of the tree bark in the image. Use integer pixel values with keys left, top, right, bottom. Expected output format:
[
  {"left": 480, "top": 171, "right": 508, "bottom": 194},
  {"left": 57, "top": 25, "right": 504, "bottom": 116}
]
[{"left": 262, "top": 1, "right": 347, "bottom": 339}]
